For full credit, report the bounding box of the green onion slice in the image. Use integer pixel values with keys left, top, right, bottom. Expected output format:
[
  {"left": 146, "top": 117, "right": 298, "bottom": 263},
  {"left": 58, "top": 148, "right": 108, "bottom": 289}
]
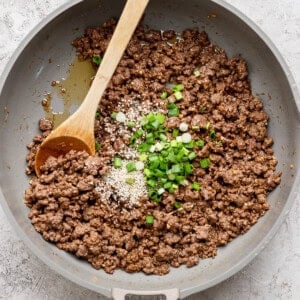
[
  {"left": 125, "top": 177, "right": 135, "bottom": 185},
  {"left": 167, "top": 102, "right": 179, "bottom": 117},
  {"left": 191, "top": 182, "right": 201, "bottom": 191},
  {"left": 92, "top": 55, "right": 102, "bottom": 65},
  {"left": 196, "top": 139, "right": 205, "bottom": 148},
  {"left": 126, "top": 162, "right": 136, "bottom": 172},
  {"left": 174, "top": 201, "right": 182, "bottom": 209},
  {"left": 172, "top": 84, "right": 184, "bottom": 92},
  {"left": 200, "top": 158, "right": 210, "bottom": 169},
  {"left": 174, "top": 91, "right": 183, "bottom": 101},
  {"left": 111, "top": 112, "right": 117, "bottom": 119},
  {"left": 95, "top": 142, "right": 101, "bottom": 151},
  {"left": 210, "top": 129, "right": 216, "bottom": 140},
  {"left": 113, "top": 157, "right": 122, "bottom": 168},
  {"left": 161, "top": 91, "right": 168, "bottom": 99},
  {"left": 145, "top": 215, "right": 154, "bottom": 224}
]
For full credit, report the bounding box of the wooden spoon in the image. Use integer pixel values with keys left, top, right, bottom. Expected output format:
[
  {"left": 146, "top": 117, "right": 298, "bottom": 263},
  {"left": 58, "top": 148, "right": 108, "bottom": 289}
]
[{"left": 35, "top": 0, "right": 149, "bottom": 175}]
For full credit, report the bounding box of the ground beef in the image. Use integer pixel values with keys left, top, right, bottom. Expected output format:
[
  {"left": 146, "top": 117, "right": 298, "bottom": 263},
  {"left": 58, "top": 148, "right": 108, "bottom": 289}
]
[{"left": 24, "top": 20, "right": 281, "bottom": 275}]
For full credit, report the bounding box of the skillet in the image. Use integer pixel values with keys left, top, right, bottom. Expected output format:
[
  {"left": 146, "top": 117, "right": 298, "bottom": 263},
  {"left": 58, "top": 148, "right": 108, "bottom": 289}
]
[{"left": 0, "top": 0, "right": 299, "bottom": 298}]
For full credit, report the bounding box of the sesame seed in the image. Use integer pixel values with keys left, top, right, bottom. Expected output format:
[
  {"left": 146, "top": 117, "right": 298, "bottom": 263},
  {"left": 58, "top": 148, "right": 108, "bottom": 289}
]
[{"left": 97, "top": 159, "right": 147, "bottom": 206}]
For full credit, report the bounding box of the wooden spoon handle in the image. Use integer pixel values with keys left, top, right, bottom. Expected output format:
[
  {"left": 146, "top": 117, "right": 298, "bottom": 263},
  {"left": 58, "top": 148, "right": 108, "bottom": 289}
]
[{"left": 79, "top": 0, "right": 149, "bottom": 117}]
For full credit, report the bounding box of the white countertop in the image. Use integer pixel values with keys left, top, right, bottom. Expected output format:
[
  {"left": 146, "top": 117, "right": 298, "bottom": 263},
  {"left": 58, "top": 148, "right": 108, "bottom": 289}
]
[{"left": 0, "top": 1, "right": 299, "bottom": 299}]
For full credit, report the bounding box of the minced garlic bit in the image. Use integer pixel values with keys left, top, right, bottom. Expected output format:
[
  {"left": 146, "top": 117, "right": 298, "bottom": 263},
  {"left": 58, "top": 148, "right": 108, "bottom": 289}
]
[
  {"left": 99, "top": 160, "right": 147, "bottom": 205},
  {"left": 116, "top": 112, "right": 126, "bottom": 123},
  {"left": 179, "top": 122, "right": 188, "bottom": 132}
]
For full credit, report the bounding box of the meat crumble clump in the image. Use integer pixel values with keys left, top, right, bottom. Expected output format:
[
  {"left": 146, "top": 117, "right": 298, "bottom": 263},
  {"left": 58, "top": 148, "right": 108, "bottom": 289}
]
[{"left": 24, "top": 20, "right": 281, "bottom": 275}]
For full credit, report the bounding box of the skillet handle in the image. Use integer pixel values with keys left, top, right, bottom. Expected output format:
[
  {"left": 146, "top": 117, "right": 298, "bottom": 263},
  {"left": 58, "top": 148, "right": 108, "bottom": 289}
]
[{"left": 112, "top": 288, "right": 180, "bottom": 300}]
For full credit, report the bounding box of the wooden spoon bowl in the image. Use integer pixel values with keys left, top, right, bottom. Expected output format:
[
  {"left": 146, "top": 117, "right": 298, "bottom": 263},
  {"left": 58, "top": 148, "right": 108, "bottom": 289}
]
[{"left": 34, "top": 0, "right": 149, "bottom": 175}]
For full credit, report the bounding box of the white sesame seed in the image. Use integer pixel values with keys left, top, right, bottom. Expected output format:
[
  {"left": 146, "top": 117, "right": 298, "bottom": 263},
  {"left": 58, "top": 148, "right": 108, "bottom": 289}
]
[
  {"left": 154, "top": 142, "right": 164, "bottom": 151},
  {"left": 102, "top": 160, "right": 147, "bottom": 205},
  {"left": 150, "top": 145, "right": 156, "bottom": 152}
]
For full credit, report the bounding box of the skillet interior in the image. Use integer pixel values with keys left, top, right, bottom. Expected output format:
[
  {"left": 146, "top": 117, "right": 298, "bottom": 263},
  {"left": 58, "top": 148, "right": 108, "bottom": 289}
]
[{"left": 0, "top": 0, "right": 299, "bottom": 298}]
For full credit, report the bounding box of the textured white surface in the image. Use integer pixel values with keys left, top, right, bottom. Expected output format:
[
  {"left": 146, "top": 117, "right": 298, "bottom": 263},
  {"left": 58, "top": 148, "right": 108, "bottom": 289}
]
[{"left": 0, "top": 0, "right": 300, "bottom": 299}]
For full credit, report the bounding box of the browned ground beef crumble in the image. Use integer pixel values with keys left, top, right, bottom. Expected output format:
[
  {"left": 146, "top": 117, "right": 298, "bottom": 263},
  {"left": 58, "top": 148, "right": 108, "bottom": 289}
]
[{"left": 24, "top": 19, "right": 281, "bottom": 275}]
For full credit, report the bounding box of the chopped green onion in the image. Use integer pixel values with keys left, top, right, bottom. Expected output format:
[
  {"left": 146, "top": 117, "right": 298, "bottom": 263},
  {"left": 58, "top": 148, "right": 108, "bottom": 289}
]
[
  {"left": 130, "top": 129, "right": 144, "bottom": 145},
  {"left": 148, "top": 190, "right": 162, "bottom": 202},
  {"left": 95, "top": 112, "right": 101, "bottom": 119},
  {"left": 145, "top": 215, "right": 154, "bottom": 224},
  {"left": 184, "top": 163, "right": 193, "bottom": 174},
  {"left": 111, "top": 112, "right": 117, "bottom": 119},
  {"left": 175, "top": 175, "right": 185, "bottom": 184},
  {"left": 205, "top": 121, "right": 211, "bottom": 130},
  {"left": 191, "top": 182, "right": 201, "bottom": 191},
  {"left": 139, "top": 153, "right": 148, "bottom": 161},
  {"left": 200, "top": 158, "right": 210, "bottom": 169},
  {"left": 126, "top": 162, "right": 136, "bottom": 172},
  {"left": 160, "top": 177, "right": 168, "bottom": 183},
  {"left": 138, "top": 142, "right": 151, "bottom": 152},
  {"left": 188, "top": 151, "right": 196, "bottom": 160},
  {"left": 92, "top": 55, "right": 102, "bottom": 65},
  {"left": 125, "top": 177, "right": 135, "bottom": 185},
  {"left": 169, "top": 183, "right": 179, "bottom": 193},
  {"left": 172, "top": 129, "right": 179, "bottom": 137},
  {"left": 156, "top": 113, "right": 165, "bottom": 124},
  {"left": 95, "top": 142, "right": 101, "bottom": 151},
  {"left": 196, "top": 139, "right": 205, "bottom": 148},
  {"left": 149, "top": 154, "right": 159, "bottom": 162},
  {"left": 168, "top": 173, "right": 176, "bottom": 180},
  {"left": 192, "top": 125, "right": 199, "bottom": 130},
  {"left": 127, "top": 121, "right": 136, "bottom": 128},
  {"left": 172, "top": 84, "right": 184, "bottom": 92},
  {"left": 130, "top": 136, "right": 137, "bottom": 145},
  {"left": 170, "top": 164, "right": 181, "bottom": 173},
  {"left": 146, "top": 133, "right": 154, "bottom": 143},
  {"left": 128, "top": 110, "right": 200, "bottom": 201},
  {"left": 174, "top": 91, "right": 183, "bottom": 101},
  {"left": 154, "top": 169, "right": 165, "bottom": 178},
  {"left": 147, "top": 179, "right": 157, "bottom": 187},
  {"left": 113, "top": 157, "right": 122, "bottom": 168},
  {"left": 170, "top": 140, "right": 178, "bottom": 147},
  {"left": 159, "top": 133, "right": 167, "bottom": 141},
  {"left": 155, "top": 142, "right": 164, "bottom": 151},
  {"left": 161, "top": 91, "right": 168, "bottom": 99},
  {"left": 210, "top": 129, "right": 216, "bottom": 140},
  {"left": 164, "top": 182, "right": 172, "bottom": 189},
  {"left": 136, "top": 129, "right": 144, "bottom": 137},
  {"left": 174, "top": 201, "right": 182, "bottom": 209},
  {"left": 167, "top": 102, "right": 179, "bottom": 117},
  {"left": 184, "top": 140, "right": 194, "bottom": 149},
  {"left": 151, "top": 119, "right": 160, "bottom": 129},
  {"left": 144, "top": 168, "right": 152, "bottom": 177}
]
